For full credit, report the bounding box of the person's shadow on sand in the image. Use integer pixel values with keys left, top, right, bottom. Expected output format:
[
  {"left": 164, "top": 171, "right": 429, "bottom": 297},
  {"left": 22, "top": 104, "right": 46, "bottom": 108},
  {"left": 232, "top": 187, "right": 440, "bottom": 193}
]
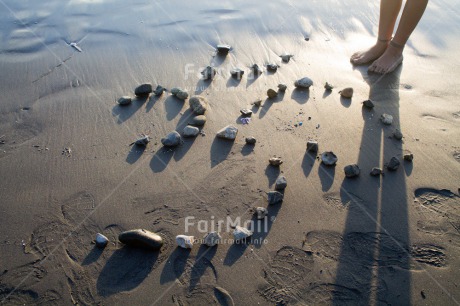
[
  {"left": 332, "top": 65, "right": 411, "bottom": 305},
  {"left": 97, "top": 246, "right": 159, "bottom": 296}
]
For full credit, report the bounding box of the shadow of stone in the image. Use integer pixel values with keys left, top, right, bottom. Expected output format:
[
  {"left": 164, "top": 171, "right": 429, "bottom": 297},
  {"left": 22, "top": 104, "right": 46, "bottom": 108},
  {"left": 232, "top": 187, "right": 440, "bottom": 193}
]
[
  {"left": 165, "top": 95, "right": 185, "bottom": 121},
  {"left": 160, "top": 247, "right": 191, "bottom": 284},
  {"left": 150, "top": 147, "right": 174, "bottom": 173},
  {"left": 318, "top": 164, "right": 335, "bottom": 191},
  {"left": 126, "top": 145, "right": 145, "bottom": 164},
  {"left": 81, "top": 246, "right": 103, "bottom": 266},
  {"left": 112, "top": 96, "right": 147, "bottom": 124},
  {"left": 96, "top": 246, "right": 159, "bottom": 296},
  {"left": 291, "top": 88, "right": 310, "bottom": 104},
  {"left": 210, "top": 137, "right": 234, "bottom": 168},
  {"left": 265, "top": 165, "right": 280, "bottom": 188},
  {"left": 301, "top": 152, "right": 316, "bottom": 178}
]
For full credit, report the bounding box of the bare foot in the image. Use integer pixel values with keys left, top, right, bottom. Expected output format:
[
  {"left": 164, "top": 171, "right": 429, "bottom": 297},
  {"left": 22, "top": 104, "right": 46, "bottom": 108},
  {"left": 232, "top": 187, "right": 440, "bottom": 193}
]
[
  {"left": 368, "top": 43, "right": 404, "bottom": 74},
  {"left": 350, "top": 40, "right": 389, "bottom": 65}
]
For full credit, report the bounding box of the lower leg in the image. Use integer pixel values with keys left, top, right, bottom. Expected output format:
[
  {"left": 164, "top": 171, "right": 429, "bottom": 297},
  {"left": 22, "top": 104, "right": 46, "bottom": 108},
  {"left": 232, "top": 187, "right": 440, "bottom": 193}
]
[
  {"left": 369, "top": 0, "right": 429, "bottom": 73},
  {"left": 350, "top": 0, "right": 402, "bottom": 65}
]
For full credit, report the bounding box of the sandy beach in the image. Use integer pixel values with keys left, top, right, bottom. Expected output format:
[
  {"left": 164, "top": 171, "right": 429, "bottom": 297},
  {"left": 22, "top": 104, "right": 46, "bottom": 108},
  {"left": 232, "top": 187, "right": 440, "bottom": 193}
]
[{"left": 1, "top": 0, "right": 459, "bottom": 305}]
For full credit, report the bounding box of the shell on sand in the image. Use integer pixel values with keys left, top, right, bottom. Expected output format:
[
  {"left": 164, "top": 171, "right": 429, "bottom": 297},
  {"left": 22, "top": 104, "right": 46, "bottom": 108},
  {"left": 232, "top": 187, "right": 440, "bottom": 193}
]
[{"left": 321, "top": 151, "right": 338, "bottom": 166}]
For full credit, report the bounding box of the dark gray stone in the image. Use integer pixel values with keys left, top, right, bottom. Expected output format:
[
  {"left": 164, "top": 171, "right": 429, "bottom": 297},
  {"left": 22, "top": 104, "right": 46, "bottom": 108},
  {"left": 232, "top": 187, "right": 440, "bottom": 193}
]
[
  {"left": 344, "top": 164, "right": 360, "bottom": 178},
  {"left": 118, "top": 96, "right": 132, "bottom": 105},
  {"left": 118, "top": 229, "right": 163, "bottom": 250},
  {"left": 268, "top": 191, "right": 284, "bottom": 205},
  {"left": 275, "top": 176, "right": 287, "bottom": 190},
  {"left": 134, "top": 83, "right": 153, "bottom": 96},
  {"left": 161, "top": 131, "right": 181, "bottom": 147},
  {"left": 294, "top": 77, "right": 313, "bottom": 89},
  {"left": 189, "top": 96, "right": 208, "bottom": 115},
  {"left": 387, "top": 157, "right": 400, "bottom": 171}
]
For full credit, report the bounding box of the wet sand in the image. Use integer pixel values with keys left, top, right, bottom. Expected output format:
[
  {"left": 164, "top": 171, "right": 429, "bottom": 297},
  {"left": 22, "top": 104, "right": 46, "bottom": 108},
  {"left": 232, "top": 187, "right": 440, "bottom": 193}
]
[{"left": 1, "top": 0, "right": 459, "bottom": 305}]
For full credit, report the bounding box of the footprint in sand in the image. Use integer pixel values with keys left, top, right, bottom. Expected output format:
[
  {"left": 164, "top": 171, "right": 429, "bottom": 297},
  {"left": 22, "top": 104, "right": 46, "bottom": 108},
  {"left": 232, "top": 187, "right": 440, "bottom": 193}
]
[
  {"left": 172, "top": 284, "right": 235, "bottom": 306},
  {"left": 413, "top": 188, "right": 460, "bottom": 245},
  {"left": 410, "top": 244, "right": 447, "bottom": 268},
  {"left": 0, "top": 287, "right": 61, "bottom": 305}
]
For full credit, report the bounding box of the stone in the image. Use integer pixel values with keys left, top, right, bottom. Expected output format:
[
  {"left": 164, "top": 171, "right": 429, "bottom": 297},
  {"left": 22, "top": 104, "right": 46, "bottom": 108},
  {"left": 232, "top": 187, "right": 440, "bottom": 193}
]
[
  {"left": 230, "top": 68, "right": 244, "bottom": 79},
  {"left": 154, "top": 85, "right": 166, "bottom": 96},
  {"left": 280, "top": 54, "right": 293, "bottom": 63},
  {"left": 176, "top": 90, "right": 189, "bottom": 100},
  {"left": 240, "top": 109, "right": 253, "bottom": 117},
  {"left": 370, "top": 167, "right": 383, "bottom": 176},
  {"left": 275, "top": 176, "right": 287, "bottom": 190},
  {"left": 251, "top": 64, "right": 263, "bottom": 75},
  {"left": 201, "top": 66, "right": 217, "bottom": 80},
  {"left": 176, "top": 235, "right": 194, "bottom": 249},
  {"left": 189, "top": 96, "right": 208, "bottom": 115},
  {"left": 404, "top": 153, "right": 414, "bottom": 162},
  {"left": 216, "top": 125, "right": 238, "bottom": 140},
  {"left": 339, "top": 87, "right": 353, "bottom": 98},
  {"left": 267, "top": 89, "right": 278, "bottom": 98},
  {"left": 278, "top": 84, "right": 287, "bottom": 92},
  {"left": 381, "top": 113, "right": 393, "bottom": 125},
  {"left": 306, "top": 140, "right": 318, "bottom": 153},
  {"left": 135, "top": 135, "right": 150, "bottom": 146},
  {"left": 134, "top": 83, "right": 153, "bottom": 96},
  {"left": 267, "top": 63, "right": 279, "bottom": 72},
  {"left": 362, "top": 99, "right": 375, "bottom": 109},
  {"left": 393, "top": 129, "right": 403, "bottom": 140},
  {"left": 253, "top": 99, "right": 262, "bottom": 107},
  {"left": 118, "top": 229, "right": 163, "bottom": 250},
  {"left": 118, "top": 96, "right": 132, "bottom": 105},
  {"left": 294, "top": 77, "right": 313, "bottom": 89},
  {"left": 217, "top": 44, "right": 231, "bottom": 55},
  {"left": 269, "top": 157, "right": 283, "bottom": 166},
  {"left": 324, "top": 82, "right": 334, "bottom": 90},
  {"left": 171, "top": 87, "right": 182, "bottom": 95},
  {"left": 95, "top": 233, "right": 108, "bottom": 248},
  {"left": 245, "top": 137, "right": 257, "bottom": 145},
  {"left": 267, "top": 191, "right": 284, "bottom": 205},
  {"left": 189, "top": 115, "right": 207, "bottom": 126},
  {"left": 344, "top": 164, "right": 360, "bottom": 178},
  {"left": 203, "top": 232, "right": 221, "bottom": 247},
  {"left": 183, "top": 125, "right": 200, "bottom": 137},
  {"left": 255, "top": 207, "right": 268, "bottom": 220},
  {"left": 233, "top": 226, "right": 253, "bottom": 241},
  {"left": 321, "top": 151, "right": 338, "bottom": 166},
  {"left": 387, "top": 157, "right": 400, "bottom": 171},
  {"left": 161, "top": 131, "right": 181, "bottom": 147}
]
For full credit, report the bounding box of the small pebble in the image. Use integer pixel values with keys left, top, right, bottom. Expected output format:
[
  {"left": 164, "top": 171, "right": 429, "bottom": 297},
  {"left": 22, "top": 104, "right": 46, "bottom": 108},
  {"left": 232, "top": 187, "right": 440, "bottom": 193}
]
[
  {"left": 387, "top": 157, "right": 400, "bottom": 171},
  {"left": 393, "top": 129, "right": 403, "bottom": 140},
  {"left": 324, "top": 82, "right": 334, "bottom": 90},
  {"left": 230, "top": 68, "right": 244, "bottom": 79},
  {"left": 216, "top": 125, "right": 238, "bottom": 140},
  {"left": 370, "top": 167, "right": 383, "bottom": 176},
  {"left": 251, "top": 64, "right": 263, "bottom": 75},
  {"left": 255, "top": 207, "right": 268, "bottom": 220},
  {"left": 134, "top": 135, "right": 150, "bottom": 146},
  {"left": 161, "top": 131, "right": 181, "bottom": 147},
  {"left": 280, "top": 54, "right": 293, "bottom": 63},
  {"left": 217, "top": 44, "right": 231, "bottom": 55},
  {"left": 381, "top": 114, "right": 394, "bottom": 125},
  {"left": 95, "top": 233, "right": 108, "bottom": 248},
  {"left": 403, "top": 153, "right": 414, "bottom": 162},
  {"left": 154, "top": 85, "right": 166, "bottom": 96},
  {"left": 267, "top": 89, "right": 278, "bottom": 98},
  {"left": 344, "top": 164, "right": 360, "bottom": 178},
  {"left": 362, "top": 99, "right": 375, "bottom": 109},
  {"left": 306, "top": 140, "right": 318, "bottom": 153},
  {"left": 245, "top": 137, "right": 257, "bottom": 145},
  {"left": 339, "top": 87, "right": 353, "bottom": 98},
  {"left": 267, "top": 63, "right": 279, "bottom": 72},
  {"left": 253, "top": 99, "right": 262, "bottom": 107},
  {"left": 240, "top": 109, "right": 253, "bottom": 117},
  {"left": 278, "top": 84, "right": 287, "bottom": 92},
  {"left": 118, "top": 96, "right": 132, "bottom": 105},
  {"left": 201, "top": 66, "right": 217, "bottom": 80},
  {"left": 134, "top": 83, "right": 153, "bottom": 96},
  {"left": 267, "top": 191, "right": 284, "bottom": 205},
  {"left": 176, "top": 235, "right": 194, "bottom": 249},
  {"left": 294, "top": 77, "right": 313, "bottom": 89},
  {"left": 321, "top": 151, "right": 338, "bottom": 166},
  {"left": 183, "top": 126, "right": 200, "bottom": 137},
  {"left": 189, "top": 115, "right": 207, "bottom": 126},
  {"left": 233, "top": 226, "right": 253, "bottom": 241},
  {"left": 118, "top": 229, "right": 163, "bottom": 250},
  {"left": 269, "top": 157, "right": 283, "bottom": 166},
  {"left": 275, "top": 176, "right": 287, "bottom": 190}
]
